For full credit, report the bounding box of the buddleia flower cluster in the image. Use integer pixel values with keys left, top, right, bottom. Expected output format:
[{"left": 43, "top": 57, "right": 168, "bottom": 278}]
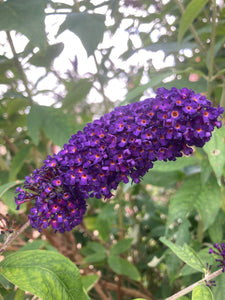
[{"left": 15, "top": 87, "right": 224, "bottom": 233}]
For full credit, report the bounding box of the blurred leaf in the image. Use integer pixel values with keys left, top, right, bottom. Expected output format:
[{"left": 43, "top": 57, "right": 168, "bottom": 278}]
[
  {"left": 96, "top": 204, "right": 116, "bottom": 242},
  {"left": 82, "top": 275, "right": 99, "bottom": 292},
  {"left": 208, "top": 210, "right": 224, "bottom": 244},
  {"left": 29, "top": 43, "right": 64, "bottom": 68},
  {"left": 192, "top": 285, "right": 214, "bottom": 300},
  {"left": 14, "top": 289, "right": 25, "bottom": 300},
  {"left": 203, "top": 127, "right": 225, "bottom": 186},
  {"left": 168, "top": 174, "right": 221, "bottom": 231},
  {"left": 200, "top": 159, "right": 212, "bottom": 185},
  {"left": 110, "top": 238, "right": 133, "bottom": 255},
  {"left": 27, "top": 105, "right": 75, "bottom": 147},
  {"left": 19, "top": 239, "right": 47, "bottom": 251},
  {"left": 152, "top": 155, "right": 200, "bottom": 172},
  {"left": 0, "top": 250, "right": 89, "bottom": 300},
  {"left": 63, "top": 79, "right": 92, "bottom": 110},
  {"left": 108, "top": 255, "right": 141, "bottom": 281},
  {"left": 143, "top": 170, "right": 184, "bottom": 187},
  {"left": 212, "top": 272, "right": 225, "bottom": 299},
  {"left": 0, "top": 0, "right": 46, "bottom": 49},
  {"left": 160, "top": 237, "right": 205, "bottom": 273},
  {"left": 178, "top": 0, "right": 210, "bottom": 43},
  {"left": 121, "top": 71, "right": 173, "bottom": 105},
  {"left": 1, "top": 189, "right": 19, "bottom": 213},
  {"left": 84, "top": 252, "right": 106, "bottom": 263},
  {"left": 0, "top": 181, "right": 22, "bottom": 198},
  {"left": 58, "top": 12, "right": 106, "bottom": 56},
  {"left": 9, "top": 144, "right": 31, "bottom": 181}
]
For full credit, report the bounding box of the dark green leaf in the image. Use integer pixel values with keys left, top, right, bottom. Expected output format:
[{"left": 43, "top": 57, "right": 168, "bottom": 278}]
[
  {"left": 110, "top": 238, "right": 133, "bottom": 255},
  {"left": 178, "top": 0, "right": 210, "bottom": 43},
  {"left": 108, "top": 255, "right": 141, "bottom": 281},
  {"left": 0, "top": 250, "right": 89, "bottom": 300},
  {"left": 58, "top": 12, "right": 106, "bottom": 56},
  {"left": 192, "top": 285, "right": 214, "bottom": 300},
  {"left": 212, "top": 272, "right": 225, "bottom": 299},
  {"left": 84, "top": 252, "right": 106, "bottom": 263},
  {"left": 9, "top": 144, "right": 31, "bottom": 181},
  {"left": 160, "top": 237, "right": 205, "bottom": 273},
  {"left": 0, "top": 0, "right": 46, "bottom": 49}
]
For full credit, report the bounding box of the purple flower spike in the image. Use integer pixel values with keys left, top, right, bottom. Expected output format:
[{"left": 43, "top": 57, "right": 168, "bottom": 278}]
[
  {"left": 15, "top": 87, "right": 224, "bottom": 232},
  {"left": 209, "top": 243, "right": 225, "bottom": 272}
]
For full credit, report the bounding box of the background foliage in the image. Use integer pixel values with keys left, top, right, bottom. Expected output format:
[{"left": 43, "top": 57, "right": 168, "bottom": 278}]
[{"left": 0, "top": 0, "right": 225, "bottom": 299}]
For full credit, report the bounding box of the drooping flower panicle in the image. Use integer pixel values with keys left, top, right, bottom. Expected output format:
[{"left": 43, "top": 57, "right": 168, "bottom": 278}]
[
  {"left": 15, "top": 87, "right": 224, "bottom": 233},
  {"left": 209, "top": 243, "right": 225, "bottom": 272}
]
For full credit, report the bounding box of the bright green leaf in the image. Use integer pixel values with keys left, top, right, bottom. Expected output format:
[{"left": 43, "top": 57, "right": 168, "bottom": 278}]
[
  {"left": 192, "top": 285, "right": 214, "bottom": 300},
  {"left": 58, "top": 12, "right": 106, "bottom": 56},
  {"left": 152, "top": 155, "right": 200, "bottom": 172},
  {"left": 82, "top": 274, "right": 99, "bottom": 292},
  {"left": 203, "top": 127, "right": 225, "bottom": 186},
  {"left": 0, "top": 250, "right": 89, "bottom": 300},
  {"left": 108, "top": 255, "right": 141, "bottom": 281},
  {"left": 178, "top": 0, "right": 210, "bottom": 43},
  {"left": 110, "top": 238, "right": 133, "bottom": 255},
  {"left": 0, "top": 0, "right": 46, "bottom": 49},
  {"left": 9, "top": 144, "right": 31, "bottom": 181},
  {"left": 160, "top": 237, "right": 205, "bottom": 273}
]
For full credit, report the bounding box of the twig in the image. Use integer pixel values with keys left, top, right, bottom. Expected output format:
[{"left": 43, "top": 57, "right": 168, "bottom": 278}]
[
  {"left": 165, "top": 268, "right": 223, "bottom": 300},
  {"left": 0, "top": 220, "right": 30, "bottom": 253}
]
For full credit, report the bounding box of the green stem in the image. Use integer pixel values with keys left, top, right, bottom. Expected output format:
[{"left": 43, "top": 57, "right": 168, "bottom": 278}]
[
  {"left": 165, "top": 268, "right": 223, "bottom": 300},
  {"left": 207, "top": 0, "right": 217, "bottom": 99},
  {"left": 220, "top": 85, "right": 225, "bottom": 111}
]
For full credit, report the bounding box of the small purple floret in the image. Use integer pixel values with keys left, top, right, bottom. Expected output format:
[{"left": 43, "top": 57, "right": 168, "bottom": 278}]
[
  {"left": 15, "top": 87, "right": 224, "bottom": 233},
  {"left": 209, "top": 243, "right": 225, "bottom": 272}
]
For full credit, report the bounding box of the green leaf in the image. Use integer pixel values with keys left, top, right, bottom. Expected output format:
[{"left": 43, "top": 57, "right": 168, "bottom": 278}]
[
  {"left": 168, "top": 174, "right": 221, "bottom": 231},
  {"left": 0, "top": 250, "right": 89, "bottom": 300},
  {"left": 9, "top": 144, "right": 31, "bottom": 181},
  {"left": 0, "top": 181, "right": 22, "bottom": 198},
  {"left": 0, "top": 0, "right": 46, "bottom": 49},
  {"left": 14, "top": 288, "right": 25, "bottom": 300},
  {"left": 212, "top": 271, "right": 225, "bottom": 299},
  {"left": 108, "top": 255, "right": 141, "bottom": 281},
  {"left": 29, "top": 43, "right": 64, "bottom": 68},
  {"left": 58, "top": 12, "right": 106, "bottom": 56},
  {"left": 110, "top": 238, "right": 133, "bottom": 256},
  {"left": 143, "top": 170, "right": 184, "bottom": 187},
  {"left": 203, "top": 127, "right": 225, "bottom": 186},
  {"left": 160, "top": 237, "right": 205, "bottom": 273},
  {"left": 63, "top": 79, "right": 92, "bottom": 111},
  {"left": 84, "top": 252, "right": 106, "bottom": 263},
  {"left": 178, "top": 0, "right": 210, "bottom": 43},
  {"left": 19, "top": 239, "right": 47, "bottom": 251},
  {"left": 82, "top": 275, "right": 99, "bottom": 292},
  {"left": 96, "top": 204, "right": 116, "bottom": 242},
  {"left": 152, "top": 155, "right": 200, "bottom": 172},
  {"left": 208, "top": 210, "right": 224, "bottom": 244},
  {"left": 1, "top": 189, "right": 19, "bottom": 213},
  {"left": 192, "top": 285, "right": 214, "bottom": 300},
  {"left": 27, "top": 105, "right": 75, "bottom": 147}
]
